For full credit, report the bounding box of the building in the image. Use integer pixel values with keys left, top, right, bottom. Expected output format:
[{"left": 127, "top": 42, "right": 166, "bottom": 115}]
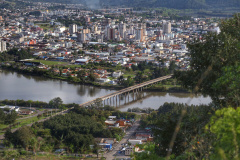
[
  {"left": 128, "top": 139, "right": 142, "bottom": 145},
  {"left": 75, "top": 59, "right": 89, "bottom": 65},
  {"left": 77, "top": 29, "right": 90, "bottom": 43},
  {"left": 125, "top": 146, "right": 139, "bottom": 156},
  {"left": 163, "top": 22, "right": 171, "bottom": 34},
  {"left": 69, "top": 24, "right": 77, "bottom": 34},
  {"left": 119, "top": 22, "right": 126, "bottom": 39},
  {"left": 0, "top": 40, "right": 6, "bottom": 52},
  {"left": 107, "top": 26, "right": 116, "bottom": 40},
  {"left": 0, "top": 105, "right": 19, "bottom": 113}
]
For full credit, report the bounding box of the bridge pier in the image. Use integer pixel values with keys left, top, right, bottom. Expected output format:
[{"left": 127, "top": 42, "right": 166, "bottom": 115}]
[
  {"left": 119, "top": 94, "right": 120, "bottom": 106},
  {"left": 125, "top": 93, "right": 127, "bottom": 104},
  {"left": 78, "top": 75, "right": 172, "bottom": 109},
  {"left": 133, "top": 90, "right": 135, "bottom": 101}
]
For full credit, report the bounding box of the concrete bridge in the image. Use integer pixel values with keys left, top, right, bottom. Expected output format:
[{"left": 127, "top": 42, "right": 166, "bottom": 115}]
[{"left": 79, "top": 74, "right": 173, "bottom": 107}]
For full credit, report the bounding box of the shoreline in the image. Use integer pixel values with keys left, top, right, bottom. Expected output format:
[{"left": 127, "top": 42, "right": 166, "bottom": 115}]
[{"left": 0, "top": 66, "right": 189, "bottom": 93}]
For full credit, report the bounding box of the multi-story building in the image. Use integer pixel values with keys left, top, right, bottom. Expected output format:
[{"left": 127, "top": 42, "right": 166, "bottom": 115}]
[
  {"left": 119, "top": 22, "right": 126, "bottom": 39},
  {"left": 0, "top": 40, "right": 6, "bottom": 52},
  {"left": 163, "top": 22, "right": 171, "bottom": 34},
  {"left": 107, "top": 26, "right": 116, "bottom": 40},
  {"left": 69, "top": 24, "right": 77, "bottom": 35}
]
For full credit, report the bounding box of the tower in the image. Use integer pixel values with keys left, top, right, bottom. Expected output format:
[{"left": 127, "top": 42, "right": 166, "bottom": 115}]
[
  {"left": 163, "top": 22, "right": 171, "bottom": 34},
  {"left": 119, "top": 22, "right": 126, "bottom": 39},
  {"left": 69, "top": 24, "right": 77, "bottom": 35}
]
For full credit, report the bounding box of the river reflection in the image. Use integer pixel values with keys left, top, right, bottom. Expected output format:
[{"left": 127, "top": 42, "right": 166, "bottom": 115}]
[{"left": 0, "top": 70, "right": 212, "bottom": 110}]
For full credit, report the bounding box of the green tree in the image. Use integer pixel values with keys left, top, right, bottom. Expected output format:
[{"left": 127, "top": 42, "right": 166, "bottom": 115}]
[
  {"left": 4, "top": 128, "right": 14, "bottom": 146},
  {"left": 207, "top": 107, "right": 240, "bottom": 160},
  {"left": 5, "top": 111, "right": 18, "bottom": 124},
  {"left": 182, "top": 14, "right": 240, "bottom": 106},
  {"left": 14, "top": 126, "right": 34, "bottom": 150},
  {"left": 49, "top": 97, "right": 63, "bottom": 108}
]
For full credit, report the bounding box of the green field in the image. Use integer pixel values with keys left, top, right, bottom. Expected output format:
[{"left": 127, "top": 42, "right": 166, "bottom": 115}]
[
  {"left": 31, "top": 60, "right": 68, "bottom": 66},
  {"left": 0, "top": 111, "right": 60, "bottom": 135}
]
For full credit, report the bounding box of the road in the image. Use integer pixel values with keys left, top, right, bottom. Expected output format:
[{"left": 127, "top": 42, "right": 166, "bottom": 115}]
[
  {"left": 17, "top": 109, "right": 44, "bottom": 120},
  {"left": 104, "top": 121, "right": 140, "bottom": 160},
  {"left": 0, "top": 109, "right": 68, "bottom": 140}
]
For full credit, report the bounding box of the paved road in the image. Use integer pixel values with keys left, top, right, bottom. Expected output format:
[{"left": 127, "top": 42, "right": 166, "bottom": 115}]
[{"left": 104, "top": 121, "right": 140, "bottom": 160}]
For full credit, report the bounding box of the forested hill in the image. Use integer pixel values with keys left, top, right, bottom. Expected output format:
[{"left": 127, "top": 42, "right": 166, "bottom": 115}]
[
  {"left": 100, "top": 0, "right": 240, "bottom": 9},
  {"left": 26, "top": 0, "right": 240, "bottom": 9}
]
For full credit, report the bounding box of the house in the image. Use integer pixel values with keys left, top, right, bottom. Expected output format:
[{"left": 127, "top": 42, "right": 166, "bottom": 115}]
[
  {"left": 0, "top": 105, "right": 20, "bottom": 113},
  {"left": 105, "top": 120, "right": 116, "bottom": 126},
  {"left": 116, "top": 120, "right": 126, "bottom": 126},
  {"left": 98, "top": 77, "right": 110, "bottom": 83},
  {"left": 112, "top": 71, "right": 122, "bottom": 78},
  {"left": 136, "top": 132, "right": 153, "bottom": 142},
  {"left": 128, "top": 139, "right": 142, "bottom": 145},
  {"left": 20, "top": 110, "right": 34, "bottom": 115},
  {"left": 125, "top": 146, "right": 140, "bottom": 156}
]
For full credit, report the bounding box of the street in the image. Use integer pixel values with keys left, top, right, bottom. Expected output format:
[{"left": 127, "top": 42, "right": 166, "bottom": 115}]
[{"left": 104, "top": 120, "right": 140, "bottom": 160}]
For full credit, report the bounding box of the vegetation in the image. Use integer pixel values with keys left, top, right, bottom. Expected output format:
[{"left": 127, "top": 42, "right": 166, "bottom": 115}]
[
  {"left": 0, "top": 109, "right": 18, "bottom": 125},
  {"left": 134, "top": 14, "right": 240, "bottom": 160},
  {"left": 0, "top": 48, "right": 32, "bottom": 61},
  {"left": 175, "top": 14, "right": 240, "bottom": 107},
  {"left": 0, "top": 98, "right": 77, "bottom": 109},
  {"left": 101, "top": 0, "right": 240, "bottom": 9},
  {"left": 3, "top": 105, "right": 134, "bottom": 157}
]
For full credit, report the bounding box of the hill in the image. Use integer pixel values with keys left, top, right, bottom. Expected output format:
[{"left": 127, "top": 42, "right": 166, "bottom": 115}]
[
  {"left": 21, "top": 0, "right": 240, "bottom": 10},
  {"left": 100, "top": 0, "right": 240, "bottom": 9}
]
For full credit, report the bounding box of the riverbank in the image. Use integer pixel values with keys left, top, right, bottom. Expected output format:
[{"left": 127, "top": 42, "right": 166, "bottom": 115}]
[{"left": 0, "top": 66, "right": 189, "bottom": 93}]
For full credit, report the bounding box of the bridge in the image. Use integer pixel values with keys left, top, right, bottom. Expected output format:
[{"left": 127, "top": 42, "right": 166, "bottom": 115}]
[
  {"left": 79, "top": 74, "right": 173, "bottom": 107},
  {"left": 0, "top": 74, "right": 172, "bottom": 140}
]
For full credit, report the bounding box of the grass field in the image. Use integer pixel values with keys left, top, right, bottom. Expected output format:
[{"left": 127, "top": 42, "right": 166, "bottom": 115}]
[
  {"left": 31, "top": 60, "right": 68, "bottom": 66},
  {"left": 0, "top": 111, "right": 60, "bottom": 135},
  {"left": 0, "top": 116, "right": 41, "bottom": 133}
]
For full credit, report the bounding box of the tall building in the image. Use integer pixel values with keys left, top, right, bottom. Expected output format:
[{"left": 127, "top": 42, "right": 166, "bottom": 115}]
[
  {"left": 69, "top": 24, "right": 77, "bottom": 35},
  {"left": 107, "top": 26, "right": 116, "bottom": 40},
  {"left": 163, "top": 22, "right": 171, "bottom": 34},
  {"left": 77, "top": 28, "right": 90, "bottom": 43},
  {"left": 119, "top": 22, "right": 126, "bottom": 39},
  {"left": 136, "top": 28, "right": 144, "bottom": 42},
  {"left": 0, "top": 40, "right": 6, "bottom": 52}
]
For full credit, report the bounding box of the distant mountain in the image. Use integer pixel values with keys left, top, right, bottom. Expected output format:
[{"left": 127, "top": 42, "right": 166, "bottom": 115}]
[
  {"left": 100, "top": 0, "right": 240, "bottom": 9},
  {"left": 26, "top": 0, "right": 240, "bottom": 9}
]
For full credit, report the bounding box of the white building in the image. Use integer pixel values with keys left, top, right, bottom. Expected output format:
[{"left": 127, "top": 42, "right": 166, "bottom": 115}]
[
  {"left": 0, "top": 40, "right": 6, "bottom": 52},
  {"left": 119, "top": 22, "right": 126, "bottom": 39},
  {"left": 0, "top": 105, "right": 20, "bottom": 113}
]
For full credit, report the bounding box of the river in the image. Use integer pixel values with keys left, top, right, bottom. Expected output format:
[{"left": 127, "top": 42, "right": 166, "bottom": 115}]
[{"left": 0, "top": 70, "right": 212, "bottom": 111}]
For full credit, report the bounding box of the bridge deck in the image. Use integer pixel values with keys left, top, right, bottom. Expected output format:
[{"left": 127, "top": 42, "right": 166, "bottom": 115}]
[{"left": 79, "top": 74, "right": 173, "bottom": 107}]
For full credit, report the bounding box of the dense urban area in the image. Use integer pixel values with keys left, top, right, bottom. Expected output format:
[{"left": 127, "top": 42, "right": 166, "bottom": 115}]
[{"left": 0, "top": 0, "right": 240, "bottom": 159}]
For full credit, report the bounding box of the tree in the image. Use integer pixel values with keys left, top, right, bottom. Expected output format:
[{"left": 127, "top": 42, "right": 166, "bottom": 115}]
[
  {"left": 118, "top": 75, "right": 124, "bottom": 85},
  {"left": 14, "top": 126, "right": 34, "bottom": 150},
  {"left": 49, "top": 97, "right": 63, "bottom": 108},
  {"left": 182, "top": 14, "right": 240, "bottom": 106},
  {"left": 123, "top": 76, "right": 134, "bottom": 87},
  {"left": 5, "top": 111, "right": 18, "bottom": 124},
  {"left": 4, "top": 128, "right": 14, "bottom": 146},
  {"left": 207, "top": 107, "right": 240, "bottom": 160},
  {"left": 93, "top": 142, "right": 100, "bottom": 158}
]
